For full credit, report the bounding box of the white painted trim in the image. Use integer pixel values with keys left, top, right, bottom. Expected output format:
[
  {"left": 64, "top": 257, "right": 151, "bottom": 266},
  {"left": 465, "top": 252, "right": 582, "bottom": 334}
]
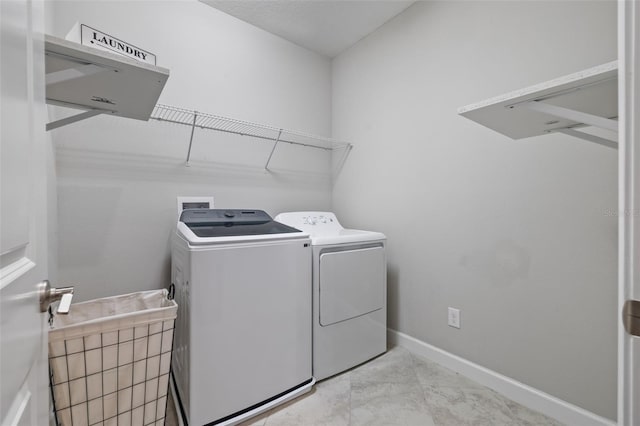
[
  {"left": 388, "top": 329, "right": 616, "bottom": 426},
  {"left": 0, "top": 257, "right": 35, "bottom": 290},
  {"left": 618, "top": 1, "right": 640, "bottom": 425},
  {"left": 1, "top": 382, "right": 31, "bottom": 426}
]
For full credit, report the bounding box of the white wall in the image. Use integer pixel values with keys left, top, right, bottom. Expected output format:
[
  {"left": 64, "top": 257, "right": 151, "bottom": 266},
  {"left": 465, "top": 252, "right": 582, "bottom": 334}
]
[
  {"left": 332, "top": 0, "right": 618, "bottom": 420},
  {"left": 46, "top": 0, "right": 333, "bottom": 302}
]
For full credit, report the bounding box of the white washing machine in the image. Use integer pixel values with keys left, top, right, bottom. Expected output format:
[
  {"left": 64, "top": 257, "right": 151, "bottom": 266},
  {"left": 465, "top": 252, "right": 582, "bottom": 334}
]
[
  {"left": 171, "top": 209, "right": 314, "bottom": 425},
  {"left": 275, "top": 212, "right": 386, "bottom": 380}
]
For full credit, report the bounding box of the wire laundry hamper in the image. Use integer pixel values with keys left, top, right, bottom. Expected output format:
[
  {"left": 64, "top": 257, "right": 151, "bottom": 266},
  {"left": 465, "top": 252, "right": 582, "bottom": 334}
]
[{"left": 48, "top": 289, "right": 178, "bottom": 426}]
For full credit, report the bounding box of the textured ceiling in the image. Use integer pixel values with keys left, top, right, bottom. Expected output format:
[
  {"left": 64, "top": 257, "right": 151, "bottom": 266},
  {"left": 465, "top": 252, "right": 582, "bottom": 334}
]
[{"left": 200, "top": 0, "right": 415, "bottom": 57}]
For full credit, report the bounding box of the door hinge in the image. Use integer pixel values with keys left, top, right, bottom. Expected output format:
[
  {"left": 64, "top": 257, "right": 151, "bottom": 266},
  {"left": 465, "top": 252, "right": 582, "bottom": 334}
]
[{"left": 623, "top": 300, "right": 640, "bottom": 337}]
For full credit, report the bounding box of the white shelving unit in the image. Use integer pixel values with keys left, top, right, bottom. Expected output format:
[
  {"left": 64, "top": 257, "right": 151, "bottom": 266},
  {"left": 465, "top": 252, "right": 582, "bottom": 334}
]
[
  {"left": 458, "top": 61, "right": 618, "bottom": 149},
  {"left": 150, "top": 104, "right": 353, "bottom": 169},
  {"left": 45, "top": 35, "right": 169, "bottom": 131},
  {"left": 44, "top": 36, "right": 352, "bottom": 170}
]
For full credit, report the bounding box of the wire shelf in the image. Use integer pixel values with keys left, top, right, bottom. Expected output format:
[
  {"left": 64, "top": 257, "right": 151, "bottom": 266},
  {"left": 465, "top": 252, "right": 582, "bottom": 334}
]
[{"left": 149, "top": 104, "right": 352, "bottom": 168}]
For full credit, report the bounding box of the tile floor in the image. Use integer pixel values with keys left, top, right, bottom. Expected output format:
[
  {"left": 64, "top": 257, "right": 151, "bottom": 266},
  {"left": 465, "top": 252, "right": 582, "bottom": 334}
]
[{"left": 167, "top": 346, "right": 563, "bottom": 426}]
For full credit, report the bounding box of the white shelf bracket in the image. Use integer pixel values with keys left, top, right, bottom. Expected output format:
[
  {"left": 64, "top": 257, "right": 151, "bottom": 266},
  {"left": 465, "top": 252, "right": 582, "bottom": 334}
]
[
  {"left": 553, "top": 128, "right": 618, "bottom": 150},
  {"left": 265, "top": 129, "right": 283, "bottom": 171},
  {"left": 185, "top": 112, "right": 198, "bottom": 166},
  {"left": 333, "top": 143, "right": 353, "bottom": 177},
  {"left": 46, "top": 109, "right": 105, "bottom": 131},
  {"left": 46, "top": 63, "right": 112, "bottom": 86},
  {"left": 517, "top": 100, "right": 618, "bottom": 132}
]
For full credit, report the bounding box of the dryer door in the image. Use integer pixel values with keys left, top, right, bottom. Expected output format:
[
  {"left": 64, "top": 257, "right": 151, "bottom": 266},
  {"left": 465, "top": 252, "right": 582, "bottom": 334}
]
[{"left": 319, "top": 245, "right": 385, "bottom": 326}]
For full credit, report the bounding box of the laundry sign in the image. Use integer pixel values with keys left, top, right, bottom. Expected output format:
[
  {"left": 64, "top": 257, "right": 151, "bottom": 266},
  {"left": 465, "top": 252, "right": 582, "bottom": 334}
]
[{"left": 66, "top": 23, "right": 156, "bottom": 65}]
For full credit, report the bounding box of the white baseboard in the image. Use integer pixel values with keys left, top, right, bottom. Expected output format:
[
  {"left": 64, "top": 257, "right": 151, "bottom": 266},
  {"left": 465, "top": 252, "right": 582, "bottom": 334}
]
[{"left": 388, "top": 329, "right": 616, "bottom": 426}]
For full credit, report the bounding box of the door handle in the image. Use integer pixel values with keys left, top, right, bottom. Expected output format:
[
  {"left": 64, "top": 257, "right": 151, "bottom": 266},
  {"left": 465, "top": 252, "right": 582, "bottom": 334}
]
[
  {"left": 38, "top": 280, "right": 74, "bottom": 313},
  {"left": 623, "top": 299, "right": 640, "bottom": 337}
]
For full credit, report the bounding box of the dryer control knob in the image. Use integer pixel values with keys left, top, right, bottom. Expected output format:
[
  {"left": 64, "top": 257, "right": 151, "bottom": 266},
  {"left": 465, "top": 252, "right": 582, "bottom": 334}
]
[{"left": 224, "top": 211, "right": 235, "bottom": 218}]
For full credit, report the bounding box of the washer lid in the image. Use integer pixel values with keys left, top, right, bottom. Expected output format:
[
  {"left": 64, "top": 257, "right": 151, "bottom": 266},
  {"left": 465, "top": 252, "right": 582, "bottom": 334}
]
[{"left": 180, "top": 209, "right": 302, "bottom": 238}]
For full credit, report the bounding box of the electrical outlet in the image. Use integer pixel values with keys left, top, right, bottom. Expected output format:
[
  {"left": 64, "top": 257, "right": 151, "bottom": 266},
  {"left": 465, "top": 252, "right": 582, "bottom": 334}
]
[{"left": 448, "top": 307, "right": 461, "bottom": 329}]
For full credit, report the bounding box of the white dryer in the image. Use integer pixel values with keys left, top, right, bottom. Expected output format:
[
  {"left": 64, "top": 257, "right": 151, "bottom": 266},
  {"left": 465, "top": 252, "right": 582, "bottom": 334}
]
[
  {"left": 275, "top": 212, "right": 386, "bottom": 380},
  {"left": 171, "top": 209, "right": 314, "bottom": 425}
]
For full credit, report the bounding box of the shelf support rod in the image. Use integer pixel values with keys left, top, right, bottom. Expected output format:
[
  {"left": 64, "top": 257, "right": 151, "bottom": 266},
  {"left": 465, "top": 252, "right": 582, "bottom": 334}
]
[
  {"left": 46, "top": 64, "right": 110, "bottom": 86},
  {"left": 265, "top": 129, "right": 282, "bottom": 171},
  {"left": 333, "top": 144, "right": 353, "bottom": 178},
  {"left": 553, "top": 128, "right": 618, "bottom": 150},
  {"left": 186, "top": 112, "right": 198, "bottom": 166},
  {"left": 517, "top": 100, "right": 618, "bottom": 132},
  {"left": 46, "top": 109, "right": 104, "bottom": 131}
]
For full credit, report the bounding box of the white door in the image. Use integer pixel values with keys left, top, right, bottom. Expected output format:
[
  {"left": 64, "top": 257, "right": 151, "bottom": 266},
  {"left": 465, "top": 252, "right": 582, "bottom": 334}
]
[
  {"left": 618, "top": 1, "right": 640, "bottom": 425},
  {"left": 0, "top": 1, "right": 50, "bottom": 425}
]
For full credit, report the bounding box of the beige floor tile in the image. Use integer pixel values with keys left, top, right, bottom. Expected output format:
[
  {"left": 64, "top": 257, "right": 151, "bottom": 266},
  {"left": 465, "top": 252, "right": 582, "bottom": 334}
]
[
  {"left": 238, "top": 415, "right": 267, "bottom": 426},
  {"left": 350, "top": 346, "right": 417, "bottom": 386},
  {"left": 264, "top": 373, "right": 350, "bottom": 426},
  {"left": 351, "top": 380, "right": 435, "bottom": 426},
  {"left": 502, "top": 398, "right": 564, "bottom": 426},
  {"left": 165, "top": 345, "right": 563, "bottom": 426},
  {"left": 411, "top": 353, "right": 484, "bottom": 391},
  {"left": 423, "top": 384, "right": 518, "bottom": 426}
]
